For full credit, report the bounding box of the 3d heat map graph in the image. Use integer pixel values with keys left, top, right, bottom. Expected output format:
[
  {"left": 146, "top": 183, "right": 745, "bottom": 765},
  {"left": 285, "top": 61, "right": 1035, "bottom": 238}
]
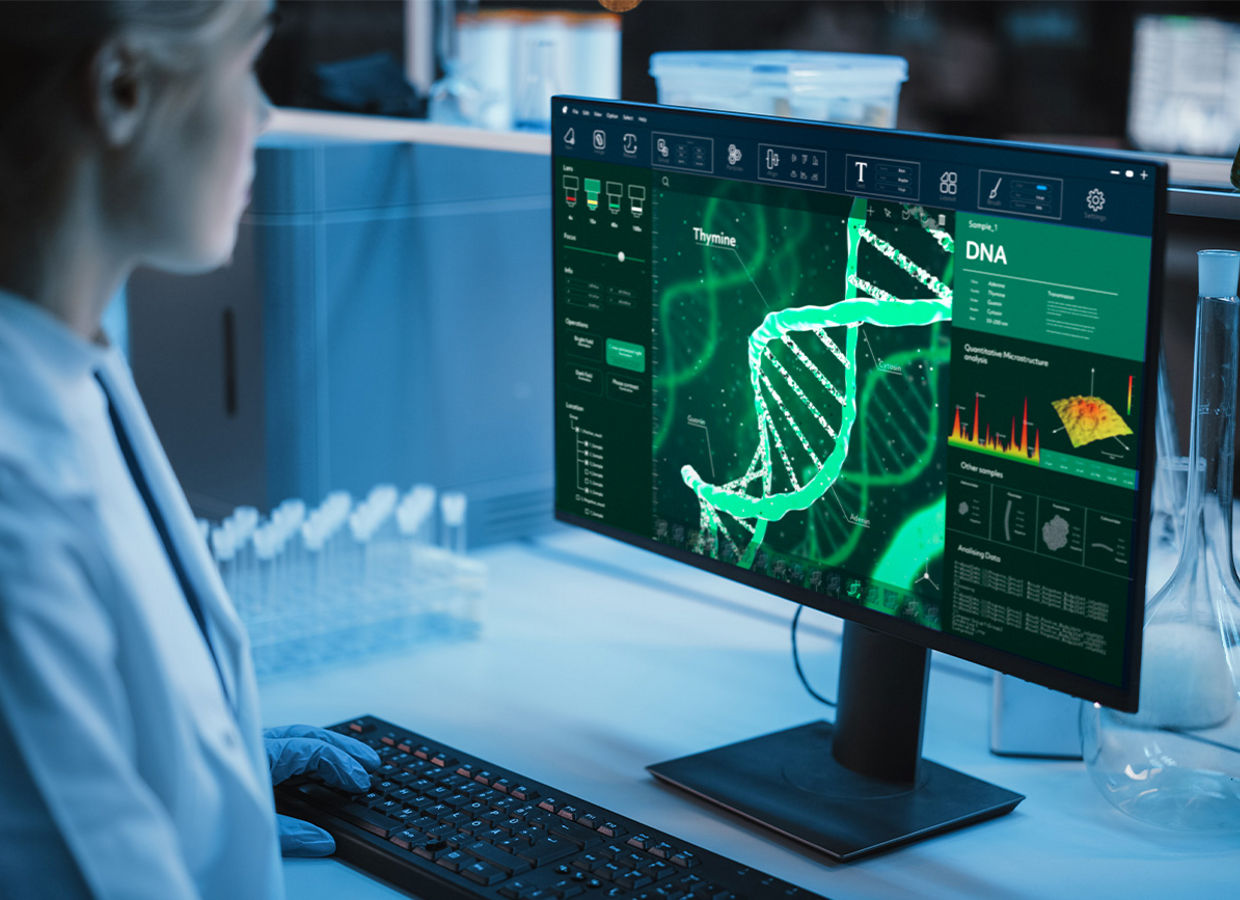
[
  {"left": 1051, "top": 394, "right": 1133, "bottom": 448},
  {"left": 949, "top": 395, "right": 1041, "bottom": 464}
]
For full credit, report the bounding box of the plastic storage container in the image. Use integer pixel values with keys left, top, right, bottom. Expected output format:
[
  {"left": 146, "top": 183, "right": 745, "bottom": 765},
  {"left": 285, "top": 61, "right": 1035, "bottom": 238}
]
[{"left": 649, "top": 51, "right": 908, "bottom": 127}]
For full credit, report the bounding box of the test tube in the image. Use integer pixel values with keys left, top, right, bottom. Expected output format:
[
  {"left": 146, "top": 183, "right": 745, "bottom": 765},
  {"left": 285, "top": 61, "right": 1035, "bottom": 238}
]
[
  {"left": 440, "top": 492, "right": 468, "bottom": 556},
  {"left": 211, "top": 525, "right": 238, "bottom": 607}
]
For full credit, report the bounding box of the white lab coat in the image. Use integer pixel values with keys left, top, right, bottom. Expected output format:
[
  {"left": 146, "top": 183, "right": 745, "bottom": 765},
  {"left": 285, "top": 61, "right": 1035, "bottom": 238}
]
[{"left": 0, "top": 291, "right": 283, "bottom": 899}]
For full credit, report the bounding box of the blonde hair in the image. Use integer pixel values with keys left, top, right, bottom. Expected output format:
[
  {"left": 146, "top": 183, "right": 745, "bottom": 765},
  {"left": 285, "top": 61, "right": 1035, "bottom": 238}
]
[{"left": 0, "top": 1, "right": 252, "bottom": 221}]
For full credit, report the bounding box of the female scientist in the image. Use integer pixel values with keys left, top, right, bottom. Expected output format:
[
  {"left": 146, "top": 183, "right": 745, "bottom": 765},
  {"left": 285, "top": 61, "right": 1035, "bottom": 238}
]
[{"left": 0, "top": 3, "right": 379, "bottom": 897}]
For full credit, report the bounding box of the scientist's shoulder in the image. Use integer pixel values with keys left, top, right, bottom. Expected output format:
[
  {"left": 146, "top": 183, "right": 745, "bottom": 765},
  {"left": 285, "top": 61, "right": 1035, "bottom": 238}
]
[{"left": 0, "top": 297, "right": 99, "bottom": 506}]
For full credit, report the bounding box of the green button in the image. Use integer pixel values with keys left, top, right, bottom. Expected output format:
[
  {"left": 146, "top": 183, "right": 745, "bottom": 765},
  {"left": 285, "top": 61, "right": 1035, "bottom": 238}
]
[{"left": 605, "top": 339, "right": 646, "bottom": 373}]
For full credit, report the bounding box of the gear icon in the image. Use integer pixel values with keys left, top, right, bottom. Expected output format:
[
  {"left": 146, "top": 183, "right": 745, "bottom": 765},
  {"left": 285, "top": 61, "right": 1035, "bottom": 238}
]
[{"left": 1086, "top": 187, "right": 1106, "bottom": 213}]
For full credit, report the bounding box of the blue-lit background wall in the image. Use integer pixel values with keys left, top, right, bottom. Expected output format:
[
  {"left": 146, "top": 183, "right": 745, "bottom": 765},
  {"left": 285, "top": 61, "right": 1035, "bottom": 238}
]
[{"left": 127, "top": 138, "right": 553, "bottom": 546}]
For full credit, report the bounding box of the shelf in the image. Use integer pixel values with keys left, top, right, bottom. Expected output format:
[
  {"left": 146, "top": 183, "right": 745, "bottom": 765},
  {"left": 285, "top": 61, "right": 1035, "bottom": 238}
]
[
  {"left": 265, "top": 108, "right": 550, "bottom": 155},
  {"left": 264, "top": 108, "right": 1239, "bottom": 218}
]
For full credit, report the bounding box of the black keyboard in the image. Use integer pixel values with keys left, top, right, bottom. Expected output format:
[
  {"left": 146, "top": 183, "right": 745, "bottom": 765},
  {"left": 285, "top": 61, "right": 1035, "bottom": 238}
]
[{"left": 275, "top": 715, "right": 829, "bottom": 900}]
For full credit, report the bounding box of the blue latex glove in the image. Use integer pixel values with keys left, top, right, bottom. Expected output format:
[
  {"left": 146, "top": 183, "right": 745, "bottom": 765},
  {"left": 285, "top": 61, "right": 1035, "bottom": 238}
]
[{"left": 264, "top": 724, "right": 382, "bottom": 857}]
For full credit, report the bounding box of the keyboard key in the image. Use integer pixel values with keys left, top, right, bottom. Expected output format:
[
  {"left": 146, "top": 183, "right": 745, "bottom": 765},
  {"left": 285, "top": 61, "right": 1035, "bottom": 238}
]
[
  {"left": 551, "top": 879, "right": 585, "bottom": 899},
  {"left": 648, "top": 842, "right": 675, "bottom": 859},
  {"left": 557, "top": 805, "right": 579, "bottom": 820},
  {"left": 510, "top": 785, "right": 538, "bottom": 801},
  {"left": 412, "top": 840, "right": 450, "bottom": 861},
  {"left": 435, "top": 850, "right": 467, "bottom": 872},
  {"left": 596, "top": 863, "right": 623, "bottom": 882},
  {"left": 442, "top": 811, "right": 474, "bottom": 829},
  {"left": 617, "top": 871, "right": 654, "bottom": 890},
  {"left": 475, "top": 770, "right": 498, "bottom": 786},
  {"left": 492, "top": 778, "right": 513, "bottom": 793},
  {"left": 499, "top": 880, "right": 535, "bottom": 899},
  {"left": 628, "top": 834, "right": 652, "bottom": 850},
  {"left": 546, "top": 820, "right": 597, "bottom": 848},
  {"left": 431, "top": 752, "right": 457, "bottom": 768},
  {"left": 517, "top": 837, "right": 577, "bottom": 866},
  {"left": 510, "top": 829, "right": 540, "bottom": 847},
  {"left": 669, "top": 851, "right": 700, "bottom": 869},
  {"left": 461, "top": 860, "right": 507, "bottom": 886},
  {"left": 300, "top": 790, "right": 401, "bottom": 838},
  {"left": 390, "top": 829, "right": 422, "bottom": 849},
  {"left": 492, "top": 797, "right": 521, "bottom": 814},
  {"left": 598, "top": 821, "right": 626, "bottom": 838},
  {"left": 646, "top": 861, "right": 675, "bottom": 881},
  {"left": 464, "top": 840, "right": 531, "bottom": 874}
]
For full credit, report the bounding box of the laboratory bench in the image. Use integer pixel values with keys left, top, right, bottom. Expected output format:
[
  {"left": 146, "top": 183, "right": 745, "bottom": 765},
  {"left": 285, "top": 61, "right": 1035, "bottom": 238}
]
[{"left": 260, "top": 529, "right": 1240, "bottom": 900}]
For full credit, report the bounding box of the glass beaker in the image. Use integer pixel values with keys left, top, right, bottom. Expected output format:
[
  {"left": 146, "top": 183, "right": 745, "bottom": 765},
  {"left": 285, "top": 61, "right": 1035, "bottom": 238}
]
[
  {"left": 428, "top": 0, "right": 485, "bottom": 126},
  {"left": 1083, "top": 249, "right": 1240, "bottom": 830}
]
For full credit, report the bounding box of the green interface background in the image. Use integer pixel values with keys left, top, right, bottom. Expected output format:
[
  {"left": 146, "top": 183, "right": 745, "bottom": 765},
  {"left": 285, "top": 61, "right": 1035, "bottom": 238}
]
[{"left": 650, "top": 180, "right": 954, "bottom": 627}]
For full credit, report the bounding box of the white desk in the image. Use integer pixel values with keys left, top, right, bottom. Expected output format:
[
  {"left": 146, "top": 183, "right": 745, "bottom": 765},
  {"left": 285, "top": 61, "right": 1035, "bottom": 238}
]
[{"left": 262, "top": 530, "right": 1239, "bottom": 900}]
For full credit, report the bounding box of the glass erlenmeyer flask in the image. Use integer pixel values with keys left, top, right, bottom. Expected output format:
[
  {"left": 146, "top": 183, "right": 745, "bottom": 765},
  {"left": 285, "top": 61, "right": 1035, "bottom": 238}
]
[{"left": 1083, "top": 249, "right": 1240, "bottom": 830}]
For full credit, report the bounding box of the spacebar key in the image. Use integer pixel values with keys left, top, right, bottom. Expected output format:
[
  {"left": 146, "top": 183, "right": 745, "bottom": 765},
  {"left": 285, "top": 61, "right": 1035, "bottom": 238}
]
[{"left": 298, "top": 783, "right": 401, "bottom": 838}]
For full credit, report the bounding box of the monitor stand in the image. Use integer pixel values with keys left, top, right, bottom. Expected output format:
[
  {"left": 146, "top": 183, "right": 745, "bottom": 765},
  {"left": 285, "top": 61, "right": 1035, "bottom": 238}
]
[{"left": 647, "top": 621, "right": 1024, "bottom": 861}]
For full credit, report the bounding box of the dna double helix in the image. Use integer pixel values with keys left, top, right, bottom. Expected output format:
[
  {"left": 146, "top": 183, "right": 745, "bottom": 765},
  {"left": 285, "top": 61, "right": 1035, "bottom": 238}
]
[{"left": 681, "top": 198, "right": 954, "bottom": 569}]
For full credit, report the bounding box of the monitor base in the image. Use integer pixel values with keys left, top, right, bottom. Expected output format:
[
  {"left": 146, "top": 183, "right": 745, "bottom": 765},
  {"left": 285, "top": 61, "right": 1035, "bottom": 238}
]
[{"left": 648, "top": 720, "right": 1023, "bottom": 861}]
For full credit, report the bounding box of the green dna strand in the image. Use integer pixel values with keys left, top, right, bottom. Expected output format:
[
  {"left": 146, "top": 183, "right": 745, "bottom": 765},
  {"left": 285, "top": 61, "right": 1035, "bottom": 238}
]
[{"left": 681, "top": 198, "right": 954, "bottom": 569}]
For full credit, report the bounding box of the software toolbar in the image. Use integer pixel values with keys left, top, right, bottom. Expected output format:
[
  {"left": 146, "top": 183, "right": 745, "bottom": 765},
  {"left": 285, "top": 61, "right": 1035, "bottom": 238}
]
[{"left": 555, "top": 100, "right": 1154, "bottom": 234}]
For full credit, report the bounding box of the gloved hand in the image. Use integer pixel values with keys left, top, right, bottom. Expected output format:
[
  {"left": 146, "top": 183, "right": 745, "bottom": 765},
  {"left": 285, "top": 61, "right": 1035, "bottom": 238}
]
[{"left": 264, "top": 724, "right": 382, "bottom": 857}]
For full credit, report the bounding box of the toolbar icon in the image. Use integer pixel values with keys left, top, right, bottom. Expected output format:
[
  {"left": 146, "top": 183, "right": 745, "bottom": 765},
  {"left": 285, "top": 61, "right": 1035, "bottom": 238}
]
[
  {"left": 622, "top": 133, "right": 638, "bottom": 155},
  {"left": 562, "top": 174, "right": 579, "bottom": 207},
  {"left": 593, "top": 130, "right": 606, "bottom": 151},
  {"left": 628, "top": 185, "right": 646, "bottom": 217},
  {"left": 606, "top": 182, "right": 623, "bottom": 214},
  {"left": 656, "top": 137, "right": 669, "bottom": 159},
  {"left": 727, "top": 143, "right": 743, "bottom": 166},
  {"left": 584, "top": 178, "right": 601, "bottom": 211},
  {"left": 765, "top": 148, "right": 780, "bottom": 170},
  {"left": 939, "top": 170, "right": 958, "bottom": 195},
  {"left": 563, "top": 127, "right": 575, "bottom": 147},
  {"left": 1086, "top": 187, "right": 1106, "bottom": 213}
]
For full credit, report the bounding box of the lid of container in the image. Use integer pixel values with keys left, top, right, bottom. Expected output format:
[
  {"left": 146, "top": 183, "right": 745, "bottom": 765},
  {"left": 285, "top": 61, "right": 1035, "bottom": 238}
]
[
  {"left": 1198, "top": 249, "right": 1240, "bottom": 298},
  {"left": 650, "top": 50, "right": 908, "bottom": 82}
]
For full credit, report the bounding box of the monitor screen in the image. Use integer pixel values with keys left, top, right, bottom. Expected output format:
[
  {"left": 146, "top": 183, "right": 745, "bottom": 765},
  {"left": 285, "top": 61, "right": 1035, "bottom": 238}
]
[
  {"left": 552, "top": 98, "right": 1165, "bottom": 714},
  {"left": 1128, "top": 13, "right": 1240, "bottom": 157}
]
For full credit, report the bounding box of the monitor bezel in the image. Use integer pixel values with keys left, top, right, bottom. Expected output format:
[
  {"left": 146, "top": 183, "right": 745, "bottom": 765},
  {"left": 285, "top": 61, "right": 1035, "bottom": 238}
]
[{"left": 551, "top": 96, "right": 1168, "bottom": 714}]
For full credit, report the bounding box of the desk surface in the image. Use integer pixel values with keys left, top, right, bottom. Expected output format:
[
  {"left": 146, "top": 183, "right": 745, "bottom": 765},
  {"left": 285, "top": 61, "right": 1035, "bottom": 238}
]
[{"left": 261, "top": 530, "right": 1238, "bottom": 900}]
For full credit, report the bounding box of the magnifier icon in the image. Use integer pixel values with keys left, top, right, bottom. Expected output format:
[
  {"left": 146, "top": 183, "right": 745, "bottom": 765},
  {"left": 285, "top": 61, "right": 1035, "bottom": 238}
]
[{"left": 661, "top": 176, "right": 670, "bottom": 187}]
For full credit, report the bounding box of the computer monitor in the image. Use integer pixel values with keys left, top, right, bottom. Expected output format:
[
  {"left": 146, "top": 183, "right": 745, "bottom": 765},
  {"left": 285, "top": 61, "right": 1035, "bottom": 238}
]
[
  {"left": 551, "top": 97, "right": 1166, "bottom": 860},
  {"left": 1128, "top": 13, "right": 1240, "bottom": 157}
]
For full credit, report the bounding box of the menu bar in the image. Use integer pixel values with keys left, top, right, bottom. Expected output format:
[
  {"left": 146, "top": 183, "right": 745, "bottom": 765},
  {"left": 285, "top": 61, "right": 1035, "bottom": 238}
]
[{"left": 554, "top": 98, "right": 1161, "bottom": 236}]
